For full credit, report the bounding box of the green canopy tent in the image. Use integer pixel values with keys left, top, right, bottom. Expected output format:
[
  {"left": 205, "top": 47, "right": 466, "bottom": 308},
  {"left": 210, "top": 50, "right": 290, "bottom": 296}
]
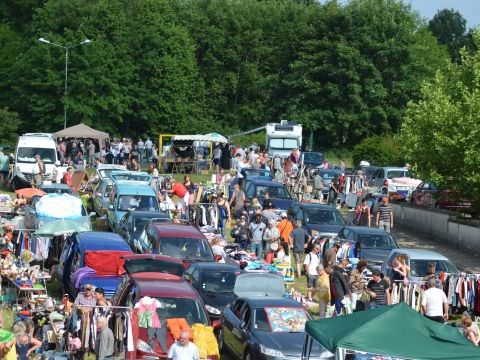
[{"left": 303, "top": 303, "right": 480, "bottom": 360}]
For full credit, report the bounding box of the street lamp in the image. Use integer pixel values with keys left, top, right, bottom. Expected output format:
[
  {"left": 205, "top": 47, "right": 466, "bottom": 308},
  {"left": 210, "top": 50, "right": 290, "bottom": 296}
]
[{"left": 38, "top": 37, "right": 92, "bottom": 129}]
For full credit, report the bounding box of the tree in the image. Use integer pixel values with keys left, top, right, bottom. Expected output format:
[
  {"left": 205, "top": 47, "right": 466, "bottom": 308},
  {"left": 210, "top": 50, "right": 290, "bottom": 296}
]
[
  {"left": 352, "top": 135, "right": 404, "bottom": 166},
  {"left": 0, "top": 107, "right": 21, "bottom": 147},
  {"left": 401, "top": 31, "right": 480, "bottom": 212},
  {"left": 428, "top": 8, "right": 469, "bottom": 62}
]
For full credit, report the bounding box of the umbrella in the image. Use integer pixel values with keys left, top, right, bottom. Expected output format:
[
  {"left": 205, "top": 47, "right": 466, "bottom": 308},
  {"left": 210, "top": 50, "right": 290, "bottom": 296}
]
[
  {"left": 35, "top": 219, "right": 90, "bottom": 237},
  {"left": 15, "top": 188, "right": 46, "bottom": 199}
]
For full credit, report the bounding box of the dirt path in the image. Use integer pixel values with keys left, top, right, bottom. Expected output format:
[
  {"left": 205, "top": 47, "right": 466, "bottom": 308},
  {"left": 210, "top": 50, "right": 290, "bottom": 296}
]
[{"left": 393, "top": 227, "right": 480, "bottom": 273}]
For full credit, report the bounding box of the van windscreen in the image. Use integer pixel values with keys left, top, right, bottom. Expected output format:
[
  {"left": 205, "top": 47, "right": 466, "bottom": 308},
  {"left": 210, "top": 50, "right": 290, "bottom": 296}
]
[{"left": 17, "top": 147, "right": 56, "bottom": 163}]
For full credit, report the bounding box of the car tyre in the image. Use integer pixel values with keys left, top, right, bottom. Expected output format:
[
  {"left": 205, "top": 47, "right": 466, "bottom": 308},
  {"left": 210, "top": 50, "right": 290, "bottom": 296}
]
[
  {"left": 218, "top": 329, "right": 225, "bottom": 353},
  {"left": 244, "top": 350, "right": 253, "bottom": 360}
]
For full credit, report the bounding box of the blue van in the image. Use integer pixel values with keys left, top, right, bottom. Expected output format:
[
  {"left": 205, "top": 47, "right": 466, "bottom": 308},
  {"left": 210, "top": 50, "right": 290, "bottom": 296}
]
[{"left": 107, "top": 181, "right": 159, "bottom": 231}]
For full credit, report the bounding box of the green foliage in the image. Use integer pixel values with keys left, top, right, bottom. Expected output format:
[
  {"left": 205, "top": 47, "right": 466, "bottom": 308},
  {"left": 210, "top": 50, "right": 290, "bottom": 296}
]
[
  {"left": 428, "top": 8, "right": 476, "bottom": 62},
  {"left": 0, "top": 0, "right": 451, "bottom": 145},
  {"left": 352, "top": 135, "right": 404, "bottom": 167},
  {"left": 401, "top": 31, "right": 480, "bottom": 211},
  {"left": 0, "top": 107, "right": 21, "bottom": 147}
]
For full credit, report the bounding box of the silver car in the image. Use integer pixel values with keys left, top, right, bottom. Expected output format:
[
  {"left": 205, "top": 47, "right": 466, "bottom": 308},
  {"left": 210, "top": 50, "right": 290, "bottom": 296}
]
[{"left": 381, "top": 248, "right": 459, "bottom": 282}]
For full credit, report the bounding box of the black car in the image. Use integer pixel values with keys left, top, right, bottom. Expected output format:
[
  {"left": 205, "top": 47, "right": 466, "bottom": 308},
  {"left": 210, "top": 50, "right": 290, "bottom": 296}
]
[
  {"left": 288, "top": 202, "right": 345, "bottom": 239},
  {"left": 219, "top": 273, "right": 328, "bottom": 360},
  {"left": 184, "top": 262, "right": 241, "bottom": 320},
  {"left": 336, "top": 226, "right": 399, "bottom": 270},
  {"left": 116, "top": 210, "right": 170, "bottom": 252}
]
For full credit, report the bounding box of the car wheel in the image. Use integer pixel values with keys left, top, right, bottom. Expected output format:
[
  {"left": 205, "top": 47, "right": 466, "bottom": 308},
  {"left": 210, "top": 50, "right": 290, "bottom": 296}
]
[{"left": 244, "top": 350, "right": 253, "bottom": 360}]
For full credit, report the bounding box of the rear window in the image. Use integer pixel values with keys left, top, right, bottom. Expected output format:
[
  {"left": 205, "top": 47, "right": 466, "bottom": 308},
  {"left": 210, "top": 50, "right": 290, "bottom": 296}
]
[
  {"left": 155, "top": 297, "right": 208, "bottom": 325},
  {"left": 357, "top": 234, "right": 397, "bottom": 249},
  {"left": 124, "top": 259, "right": 184, "bottom": 276},
  {"left": 410, "top": 260, "right": 457, "bottom": 277},
  {"left": 256, "top": 185, "right": 291, "bottom": 199},
  {"left": 158, "top": 237, "right": 214, "bottom": 261},
  {"left": 201, "top": 271, "right": 238, "bottom": 293},
  {"left": 305, "top": 209, "right": 344, "bottom": 225},
  {"left": 117, "top": 195, "right": 159, "bottom": 212}
]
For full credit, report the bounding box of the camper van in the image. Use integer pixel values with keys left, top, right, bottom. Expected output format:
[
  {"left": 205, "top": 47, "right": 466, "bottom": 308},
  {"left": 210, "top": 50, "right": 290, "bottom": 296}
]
[
  {"left": 14, "top": 133, "right": 58, "bottom": 182},
  {"left": 265, "top": 120, "right": 302, "bottom": 158}
]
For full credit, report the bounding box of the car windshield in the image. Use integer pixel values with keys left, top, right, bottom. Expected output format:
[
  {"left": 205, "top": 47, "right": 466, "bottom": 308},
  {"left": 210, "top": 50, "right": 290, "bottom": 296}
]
[
  {"left": 365, "top": 167, "right": 379, "bottom": 177},
  {"left": 243, "top": 169, "right": 270, "bottom": 178},
  {"left": 257, "top": 185, "right": 292, "bottom": 199},
  {"left": 99, "top": 169, "right": 124, "bottom": 178},
  {"left": 201, "top": 271, "right": 237, "bottom": 293},
  {"left": 155, "top": 297, "right": 208, "bottom": 325},
  {"left": 357, "top": 234, "right": 396, "bottom": 249},
  {"left": 387, "top": 170, "right": 410, "bottom": 179},
  {"left": 17, "top": 147, "right": 56, "bottom": 164},
  {"left": 111, "top": 173, "right": 150, "bottom": 182},
  {"left": 117, "top": 195, "right": 159, "bottom": 212},
  {"left": 158, "top": 237, "right": 214, "bottom": 261},
  {"left": 304, "top": 209, "right": 344, "bottom": 225},
  {"left": 269, "top": 138, "right": 299, "bottom": 150},
  {"left": 409, "top": 260, "right": 457, "bottom": 277},
  {"left": 255, "top": 307, "right": 308, "bottom": 332}
]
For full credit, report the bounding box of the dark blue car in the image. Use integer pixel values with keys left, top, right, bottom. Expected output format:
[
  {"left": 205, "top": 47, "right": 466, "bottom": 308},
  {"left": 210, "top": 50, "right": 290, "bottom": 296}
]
[
  {"left": 241, "top": 179, "right": 294, "bottom": 213},
  {"left": 288, "top": 202, "right": 345, "bottom": 239},
  {"left": 56, "top": 231, "right": 133, "bottom": 298}
]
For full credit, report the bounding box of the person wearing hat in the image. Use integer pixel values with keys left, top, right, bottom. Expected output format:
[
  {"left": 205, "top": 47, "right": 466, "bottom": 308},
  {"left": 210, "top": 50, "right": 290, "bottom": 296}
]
[
  {"left": 13, "top": 321, "right": 42, "bottom": 360},
  {"left": 376, "top": 197, "right": 393, "bottom": 232},
  {"left": 74, "top": 284, "right": 96, "bottom": 308},
  {"left": 277, "top": 212, "right": 293, "bottom": 244}
]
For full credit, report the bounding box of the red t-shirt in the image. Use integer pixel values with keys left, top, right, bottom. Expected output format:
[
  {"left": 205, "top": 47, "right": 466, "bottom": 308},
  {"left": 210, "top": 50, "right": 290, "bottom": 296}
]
[{"left": 171, "top": 183, "right": 187, "bottom": 198}]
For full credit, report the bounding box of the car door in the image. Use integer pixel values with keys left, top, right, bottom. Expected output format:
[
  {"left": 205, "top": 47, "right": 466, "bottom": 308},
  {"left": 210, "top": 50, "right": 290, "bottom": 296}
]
[
  {"left": 93, "top": 181, "right": 105, "bottom": 213},
  {"left": 117, "top": 213, "right": 129, "bottom": 240},
  {"left": 222, "top": 300, "right": 245, "bottom": 357},
  {"left": 231, "top": 302, "right": 251, "bottom": 358}
]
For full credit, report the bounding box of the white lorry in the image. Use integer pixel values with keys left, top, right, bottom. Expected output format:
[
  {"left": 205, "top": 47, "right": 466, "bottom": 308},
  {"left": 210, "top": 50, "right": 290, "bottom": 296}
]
[
  {"left": 265, "top": 120, "right": 302, "bottom": 158},
  {"left": 14, "top": 133, "right": 58, "bottom": 182}
]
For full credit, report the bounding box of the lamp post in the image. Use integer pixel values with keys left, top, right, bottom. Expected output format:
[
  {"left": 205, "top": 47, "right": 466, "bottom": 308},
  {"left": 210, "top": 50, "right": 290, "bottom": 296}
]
[{"left": 38, "top": 37, "right": 91, "bottom": 129}]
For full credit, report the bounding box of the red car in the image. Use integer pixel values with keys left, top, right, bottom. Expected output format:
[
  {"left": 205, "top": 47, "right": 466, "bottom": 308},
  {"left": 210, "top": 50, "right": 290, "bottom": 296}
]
[
  {"left": 411, "top": 182, "right": 471, "bottom": 210},
  {"left": 142, "top": 222, "right": 215, "bottom": 265},
  {"left": 111, "top": 255, "right": 220, "bottom": 359}
]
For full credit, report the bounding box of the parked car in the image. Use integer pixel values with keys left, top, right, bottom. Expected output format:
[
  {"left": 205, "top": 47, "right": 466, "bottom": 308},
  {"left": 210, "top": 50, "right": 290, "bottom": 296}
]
[
  {"left": 352, "top": 165, "right": 380, "bottom": 182},
  {"left": 56, "top": 231, "right": 133, "bottom": 298},
  {"left": 241, "top": 179, "right": 294, "bottom": 213},
  {"left": 370, "top": 167, "right": 419, "bottom": 200},
  {"left": 381, "top": 248, "right": 459, "bottom": 282},
  {"left": 411, "top": 182, "right": 471, "bottom": 210},
  {"left": 121, "top": 254, "right": 186, "bottom": 277},
  {"left": 336, "top": 226, "right": 399, "bottom": 270},
  {"left": 116, "top": 210, "right": 170, "bottom": 251},
  {"left": 184, "top": 262, "right": 241, "bottom": 320},
  {"left": 288, "top": 203, "right": 345, "bottom": 239},
  {"left": 301, "top": 151, "right": 324, "bottom": 168},
  {"left": 92, "top": 178, "right": 114, "bottom": 215},
  {"left": 238, "top": 168, "right": 272, "bottom": 187},
  {"left": 109, "top": 171, "right": 153, "bottom": 185},
  {"left": 39, "top": 183, "right": 73, "bottom": 195},
  {"left": 314, "top": 169, "right": 343, "bottom": 199},
  {"left": 219, "top": 273, "right": 327, "bottom": 360},
  {"left": 143, "top": 222, "right": 215, "bottom": 264},
  {"left": 94, "top": 164, "right": 127, "bottom": 180},
  {"left": 107, "top": 181, "right": 159, "bottom": 231},
  {"left": 110, "top": 261, "right": 219, "bottom": 359}
]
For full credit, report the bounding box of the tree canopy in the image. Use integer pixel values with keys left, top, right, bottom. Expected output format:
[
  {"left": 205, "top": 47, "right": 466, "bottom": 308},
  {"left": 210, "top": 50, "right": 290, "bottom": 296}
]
[
  {"left": 0, "top": 0, "right": 450, "bottom": 146},
  {"left": 401, "top": 32, "right": 480, "bottom": 211}
]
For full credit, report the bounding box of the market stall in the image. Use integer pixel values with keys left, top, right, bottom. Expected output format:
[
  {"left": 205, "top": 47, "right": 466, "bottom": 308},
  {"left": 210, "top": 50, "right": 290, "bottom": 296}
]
[
  {"left": 302, "top": 303, "right": 480, "bottom": 360},
  {"left": 53, "top": 123, "right": 109, "bottom": 149}
]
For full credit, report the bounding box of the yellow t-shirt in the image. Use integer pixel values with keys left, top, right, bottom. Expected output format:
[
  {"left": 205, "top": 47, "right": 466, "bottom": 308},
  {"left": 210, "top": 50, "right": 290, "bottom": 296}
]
[{"left": 315, "top": 273, "right": 331, "bottom": 303}]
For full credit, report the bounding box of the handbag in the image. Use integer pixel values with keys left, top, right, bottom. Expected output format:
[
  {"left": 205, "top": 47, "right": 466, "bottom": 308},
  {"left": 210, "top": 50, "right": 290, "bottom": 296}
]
[{"left": 359, "top": 290, "right": 371, "bottom": 303}]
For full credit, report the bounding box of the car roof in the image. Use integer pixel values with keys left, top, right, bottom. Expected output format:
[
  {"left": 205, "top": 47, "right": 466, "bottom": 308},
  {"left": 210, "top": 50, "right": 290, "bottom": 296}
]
[
  {"left": 342, "top": 226, "right": 389, "bottom": 235},
  {"left": 294, "top": 202, "right": 337, "bottom": 210},
  {"left": 97, "top": 164, "right": 127, "bottom": 171},
  {"left": 393, "top": 248, "right": 449, "bottom": 261},
  {"left": 113, "top": 182, "right": 156, "bottom": 195},
  {"left": 150, "top": 223, "right": 205, "bottom": 238},
  {"left": 131, "top": 274, "right": 198, "bottom": 299},
  {"left": 248, "top": 179, "right": 286, "bottom": 187},
  {"left": 76, "top": 231, "right": 132, "bottom": 252},
  {"left": 127, "top": 211, "right": 169, "bottom": 219},
  {"left": 240, "top": 297, "right": 304, "bottom": 308},
  {"left": 188, "top": 262, "right": 240, "bottom": 272},
  {"left": 122, "top": 254, "right": 184, "bottom": 265}
]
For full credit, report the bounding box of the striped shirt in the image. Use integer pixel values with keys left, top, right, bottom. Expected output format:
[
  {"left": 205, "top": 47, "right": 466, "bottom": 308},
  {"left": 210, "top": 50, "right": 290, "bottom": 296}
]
[
  {"left": 368, "top": 279, "right": 389, "bottom": 305},
  {"left": 377, "top": 204, "right": 392, "bottom": 222}
]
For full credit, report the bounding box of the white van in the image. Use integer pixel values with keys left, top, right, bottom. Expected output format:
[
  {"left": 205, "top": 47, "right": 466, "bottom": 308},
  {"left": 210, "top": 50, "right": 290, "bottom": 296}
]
[{"left": 15, "top": 133, "right": 58, "bottom": 182}]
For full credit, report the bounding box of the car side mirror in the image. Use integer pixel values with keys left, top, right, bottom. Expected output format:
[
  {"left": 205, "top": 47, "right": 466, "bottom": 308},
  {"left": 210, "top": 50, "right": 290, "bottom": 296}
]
[
  {"left": 108, "top": 205, "right": 114, "bottom": 210},
  {"left": 212, "top": 320, "right": 221, "bottom": 330}
]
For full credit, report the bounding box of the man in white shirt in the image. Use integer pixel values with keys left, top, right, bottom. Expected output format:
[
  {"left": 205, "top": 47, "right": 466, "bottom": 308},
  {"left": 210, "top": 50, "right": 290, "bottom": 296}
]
[
  {"left": 168, "top": 330, "right": 199, "bottom": 360},
  {"left": 304, "top": 245, "right": 321, "bottom": 301},
  {"left": 421, "top": 278, "right": 449, "bottom": 323},
  {"left": 145, "top": 138, "right": 153, "bottom": 161}
]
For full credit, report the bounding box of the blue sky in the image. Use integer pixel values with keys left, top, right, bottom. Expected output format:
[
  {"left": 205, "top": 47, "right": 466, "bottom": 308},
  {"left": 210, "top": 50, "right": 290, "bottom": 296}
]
[
  {"left": 323, "top": 0, "right": 479, "bottom": 28},
  {"left": 409, "top": 0, "right": 479, "bottom": 28}
]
